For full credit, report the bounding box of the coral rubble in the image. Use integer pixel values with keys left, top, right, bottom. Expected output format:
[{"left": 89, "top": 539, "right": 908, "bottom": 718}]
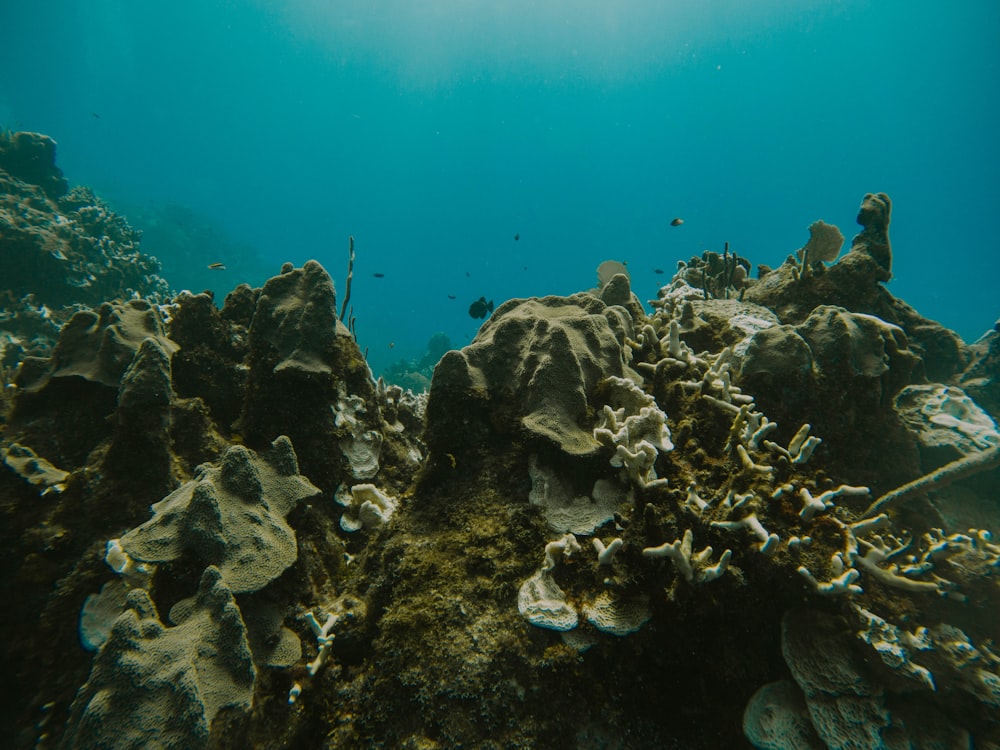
[{"left": 2, "top": 141, "right": 999, "bottom": 749}]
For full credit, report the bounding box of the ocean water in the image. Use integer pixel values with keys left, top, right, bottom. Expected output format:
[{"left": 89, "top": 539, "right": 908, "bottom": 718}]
[{"left": 1, "top": 0, "right": 998, "bottom": 378}]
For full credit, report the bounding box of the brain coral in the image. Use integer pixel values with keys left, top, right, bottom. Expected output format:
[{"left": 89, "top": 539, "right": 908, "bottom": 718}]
[
  {"left": 427, "top": 293, "right": 633, "bottom": 456},
  {"left": 120, "top": 436, "right": 320, "bottom": 594}
]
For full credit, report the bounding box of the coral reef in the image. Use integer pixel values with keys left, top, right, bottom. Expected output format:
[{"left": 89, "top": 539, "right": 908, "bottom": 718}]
[
  {"left": 0, "top": 131, "right": 68, "bottom": 199},
  {"left": 2, "top": 162, "right": 999, "bottom": 750},
  {"left": 0, "top": 132, "right": 170, "bottom": 374}
]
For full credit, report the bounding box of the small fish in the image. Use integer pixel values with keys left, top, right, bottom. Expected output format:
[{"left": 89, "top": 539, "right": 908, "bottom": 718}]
[
  {"left": 468, "top": 296, "right": 494, "bottom": 320},
  {"left": 372, "top": 272, "right": 385, "bottom": 278},
  {"left": 388, "top": 342, "right": 395, "bottom": 349},
  {"left": 514, "top": 233, "right": 520, "bottom": 241},
  {"left": 92, "top": 112, "right": 101, "bottom": 119},
  {"left": 670, "top": 218, "right": 684, "bottom": 227},
  {"left": 654, "top": 268, "right": 665, "bottom": 275},
  {"left": 207, "top": 262, "right": 227, "bottom": 270},
  {"left": 465, "top": 271, "right": 470, "bottom": 278},
  {"left": 448, "top": 294, "right": 456, "bottom": 300}
]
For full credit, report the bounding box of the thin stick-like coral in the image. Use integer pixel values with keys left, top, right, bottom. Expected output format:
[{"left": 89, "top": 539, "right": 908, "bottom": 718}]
[{"left": 338, "top": 235, "right": 355, "bottom": 322}]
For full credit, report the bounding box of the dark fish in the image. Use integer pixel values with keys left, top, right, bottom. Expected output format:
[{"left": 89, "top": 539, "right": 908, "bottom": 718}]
[
  {"left": 670, "top": 218, "right": 684, "bottom": 227},
  {"left": 654, "top": 268, "right": 665, "bottom": 275},
  {"left": 372, "top": 272, "right": 385, "bottom": 278},
  {"left": 514, "top": 233, "right": 520, "bottom": 241},
  {"left": 468, "top": 296, "right": 494, "bottom": 319},
  {"left": 465, "top": 271, "right": 470, "bottom": 277},
  {"left": 92, "top": 112, "right": 101, "bottom": 119},
  {"left": 448, "top": 294, "right": 456, "bottom": 300},
  {"left": 207, "top": 262, "right": 226, "bottom": 270}
]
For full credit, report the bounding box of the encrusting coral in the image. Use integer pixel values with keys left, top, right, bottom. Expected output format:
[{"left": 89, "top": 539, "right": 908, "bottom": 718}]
[{"left": 1, "top": 152, "right": 999, "bottom": 750}]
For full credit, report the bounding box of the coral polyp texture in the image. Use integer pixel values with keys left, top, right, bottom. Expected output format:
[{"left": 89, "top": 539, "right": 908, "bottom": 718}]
[
  {"left": 62, "top": 567, "right": 256, "bottom": 750},
  {"left": 119, "top": 437, "right": 320, "bottom": 594},
  {"left": 2, "top": 139, "right": 999, "bottom": 749}
]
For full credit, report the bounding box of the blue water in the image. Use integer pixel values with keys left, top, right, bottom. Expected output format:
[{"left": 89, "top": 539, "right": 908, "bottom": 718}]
[{"left": 2, "top": 0, "right": 998, "bottom": 377}]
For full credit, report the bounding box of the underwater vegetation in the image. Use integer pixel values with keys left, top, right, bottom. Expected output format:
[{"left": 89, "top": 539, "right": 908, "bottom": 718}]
[{"left": 2, "top": 132, "right": 1000, "bottom": 749}]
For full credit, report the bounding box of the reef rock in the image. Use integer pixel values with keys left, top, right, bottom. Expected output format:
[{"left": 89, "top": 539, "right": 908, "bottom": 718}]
[
  {"left": 755, "top": 608, "right": 976, "bottom": 750},
  {"left": 743, "top": 680, "right": 824, "bottom": 750},
  {"left": 1, "top": 441, "right": 68, "bottom": 492},
  {"left": 247, "top": 259, "right": 343, "bottom": 376},
  {"left": 167, "top": 289, "right": 251, "bottom": 431},
  {"left": 797, "top": 306, "right": 917, "bottom": 400},
  {"left": 849, "top": 192, "right": 893, "bottom": 280},
  {"left": 739, "top": 305, "right": 922, "bottom": 490},
  {"left": 959, "top": 322, "right": 1000, "bottom": 421},
  {"left": 6, "top": 299, "right": 179, "bottom": 473},
  {"left": 894, "top": 383, "right": 1000, "bottom": 468},
  {"left": 743, "top": 192, "right": 967, "bottom": 382},
  {"left": 104, "top": 336, "right": 176, "bottom": 491},
  {"left": 737, "top": 323, "right": 815, "bottom": 410}
]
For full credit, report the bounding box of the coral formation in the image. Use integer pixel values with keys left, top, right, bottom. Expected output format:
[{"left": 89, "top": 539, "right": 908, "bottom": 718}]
[
  {"left": 62, "top": 567, "right": 256, "bottom": 750},
  {"left": 0, "top": 132, "right": 170, "bottom": 378},
  {"left": 793, "top": 219, "right": 844, "bottom": 280},
  {"left": 427, "top": 292, "right": 634, "bottom": 457},
  {"left": 2, "top": 441, "right": 68, "bottom": 492},
  {"left": 119, "top": 438, "right": 320, "bottom": 594},
  {"left": 0, "top": 131, "right": 68, "bottom": 199},
  {"left": 2, "top": 149, "right": 999, "bottom": 750}
]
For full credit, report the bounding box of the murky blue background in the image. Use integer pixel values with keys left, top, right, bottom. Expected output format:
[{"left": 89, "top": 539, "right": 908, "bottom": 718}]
[{"left": 2, "top": 1, "right": 998, "bottom": 376}]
